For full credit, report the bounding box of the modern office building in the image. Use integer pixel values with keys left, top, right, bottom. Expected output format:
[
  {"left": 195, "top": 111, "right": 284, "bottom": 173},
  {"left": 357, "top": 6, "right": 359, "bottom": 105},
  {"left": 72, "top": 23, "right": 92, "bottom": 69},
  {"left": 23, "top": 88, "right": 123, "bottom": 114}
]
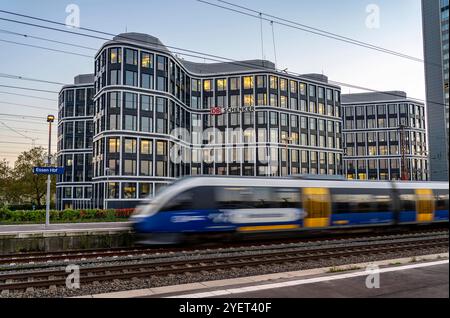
[
  {"left": 342, "top": 91, "right": 429, "bottom": 181},
  {"left": 88, "top": 33, "right": 344, "bottom": 209},
  {"left": 422, "top": 0, "right": 449, "bottom": 180},
  {"left": 56, "top": 74, "right": 95, "bottom": 210}
]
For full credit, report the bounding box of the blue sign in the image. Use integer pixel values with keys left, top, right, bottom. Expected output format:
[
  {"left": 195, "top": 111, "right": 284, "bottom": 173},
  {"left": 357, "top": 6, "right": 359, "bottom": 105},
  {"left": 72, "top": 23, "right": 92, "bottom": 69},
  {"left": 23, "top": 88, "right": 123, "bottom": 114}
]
[{"left": 33, "top": 167, "right": 65, "bottom": 175}]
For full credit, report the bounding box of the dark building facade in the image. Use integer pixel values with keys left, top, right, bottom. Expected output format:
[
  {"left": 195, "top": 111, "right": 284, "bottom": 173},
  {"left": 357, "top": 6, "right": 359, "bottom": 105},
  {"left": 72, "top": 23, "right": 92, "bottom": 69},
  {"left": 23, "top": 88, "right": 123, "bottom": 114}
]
[
  {"left": 342, "top": 92, "right": 429, "bottom": 181},
  {"left": 422, "top": 0, "right": 449, "bottom": 180},
  {"left": 56, "top": 74, "right": 95, "bottom": 210},
  {"left": 90, "top": 33, "right": 344, "bottom": 209}
]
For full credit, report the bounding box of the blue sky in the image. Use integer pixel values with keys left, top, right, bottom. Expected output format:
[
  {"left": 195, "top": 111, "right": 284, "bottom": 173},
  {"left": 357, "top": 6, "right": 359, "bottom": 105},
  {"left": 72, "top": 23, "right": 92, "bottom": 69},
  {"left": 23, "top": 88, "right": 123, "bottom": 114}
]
[{"left": 0, "top": 0, "right": 425, "bottom": 162}]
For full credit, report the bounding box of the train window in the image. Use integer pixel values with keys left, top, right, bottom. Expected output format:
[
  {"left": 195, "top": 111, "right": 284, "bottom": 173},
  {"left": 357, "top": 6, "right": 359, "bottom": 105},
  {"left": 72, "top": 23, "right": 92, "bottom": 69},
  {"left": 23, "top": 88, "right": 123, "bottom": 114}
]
[
  {"left": 435, "top": 193, "right": 449, "bottom": 211},
  {"left": 332, "top": 189, "right": 391, "bottom": 214},
  {"left": 272, "top": 188, "right": 301, "bottom": 208},
  {"left": 399, "top": 194, "right": 416, "bottom": 212},
  {"left": 161, "top": 189, "right": 194, "bottom": 211},
  {"left": 216, "top": 187, "right": 274, "bottom": 209}
]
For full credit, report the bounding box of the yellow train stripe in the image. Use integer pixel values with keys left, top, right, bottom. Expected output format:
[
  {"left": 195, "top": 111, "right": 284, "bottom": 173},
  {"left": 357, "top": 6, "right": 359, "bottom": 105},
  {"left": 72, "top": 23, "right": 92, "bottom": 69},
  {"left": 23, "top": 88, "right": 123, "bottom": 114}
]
[
  {"left": 237, "top": 224, "right": 300, "bottom": 232},
  {"left": 333, "top": 220, "right": 349, "bottom": 225}
]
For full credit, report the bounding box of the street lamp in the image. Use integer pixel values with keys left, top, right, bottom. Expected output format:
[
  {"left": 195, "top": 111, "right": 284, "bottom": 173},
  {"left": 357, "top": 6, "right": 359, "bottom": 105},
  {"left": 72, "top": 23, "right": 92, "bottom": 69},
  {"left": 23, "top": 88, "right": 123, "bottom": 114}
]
[{"left": 45, "top": 114, "right": 55, "bottom": 227}]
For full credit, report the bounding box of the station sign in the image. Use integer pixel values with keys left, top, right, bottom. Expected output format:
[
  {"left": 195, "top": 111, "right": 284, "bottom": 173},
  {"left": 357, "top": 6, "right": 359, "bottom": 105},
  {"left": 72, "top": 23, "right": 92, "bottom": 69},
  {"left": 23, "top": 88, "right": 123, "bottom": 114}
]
[
  {"left": 33, "top": 167, "right": 65, "bottom": 175},
  {"left": 210, "top": 106, "right": 255, "bottom": 116}
]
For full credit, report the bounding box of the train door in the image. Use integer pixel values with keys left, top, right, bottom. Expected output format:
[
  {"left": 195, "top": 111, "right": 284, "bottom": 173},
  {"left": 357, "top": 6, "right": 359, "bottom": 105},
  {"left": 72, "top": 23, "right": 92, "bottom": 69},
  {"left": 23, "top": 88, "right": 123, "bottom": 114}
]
[
  {"left": 415, "top": 189, "right": 435, "bottom": 223},
  {"left": 302, "top": 188, "right": 331, "bottom": 228}
]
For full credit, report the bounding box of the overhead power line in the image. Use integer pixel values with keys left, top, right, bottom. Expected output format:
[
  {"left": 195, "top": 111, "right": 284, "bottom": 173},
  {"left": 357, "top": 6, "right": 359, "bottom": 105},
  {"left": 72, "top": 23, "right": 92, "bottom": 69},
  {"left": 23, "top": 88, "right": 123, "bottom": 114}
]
[
  {"left": 197, "top": 0, "right": 438, "bottom": 67},
  {"left": 0, "top": 28, "right": 98, "bottom": 51},
  {"left": 0, "top": 84, "right": 58, "bottom": 94},
  {"left": 0, "top": 9, "right": 446, "bottom": 107},
  {"left": 0, "top": 38, "right": 93, "bottom": 58},
  {"left": 0, "top": 101, "right": 56, "bottom": 111},
  {"left": 0, "top": 90, "right": 57, "bottom": 101},
  {"left": 0, "top": 73, "right": 68, "bottom": 86}
]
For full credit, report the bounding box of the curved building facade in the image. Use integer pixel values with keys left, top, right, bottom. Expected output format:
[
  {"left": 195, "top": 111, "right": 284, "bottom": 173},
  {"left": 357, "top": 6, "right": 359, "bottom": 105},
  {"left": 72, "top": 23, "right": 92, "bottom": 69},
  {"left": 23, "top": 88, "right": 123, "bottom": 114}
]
[
  {"left": 91, "top": 33, "right": 344, "bottom": 209},
  {"left": 56, "top": 74, "right": 95, "bottom": 210}
]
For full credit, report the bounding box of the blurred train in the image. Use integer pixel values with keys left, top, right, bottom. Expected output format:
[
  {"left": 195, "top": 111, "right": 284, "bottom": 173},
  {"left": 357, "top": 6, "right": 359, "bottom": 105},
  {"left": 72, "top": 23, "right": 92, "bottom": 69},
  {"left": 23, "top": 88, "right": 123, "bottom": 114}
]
[{"left": 130, "top": 176, "right": 449, "bottom": 244}]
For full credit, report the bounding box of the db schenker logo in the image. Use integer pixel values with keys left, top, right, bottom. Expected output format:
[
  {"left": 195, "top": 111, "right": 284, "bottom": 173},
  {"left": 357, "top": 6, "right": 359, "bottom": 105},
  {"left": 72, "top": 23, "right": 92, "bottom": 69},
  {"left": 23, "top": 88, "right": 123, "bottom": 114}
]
[{"left": 210, "top": 107, "right": 224, "bottom": 115}]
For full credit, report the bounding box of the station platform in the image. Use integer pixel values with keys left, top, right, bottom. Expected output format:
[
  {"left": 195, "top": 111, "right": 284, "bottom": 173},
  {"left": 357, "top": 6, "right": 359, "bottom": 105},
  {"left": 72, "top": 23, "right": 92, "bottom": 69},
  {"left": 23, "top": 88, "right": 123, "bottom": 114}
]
[
  {"left": 0, "top": 222, "right": 134, "bottom": 254},
  {"left": 81, "top": 253, "right": 449, "bottom": 298},
  {"left": 0, "top": 222, "right": 133, "bottom": 237}
]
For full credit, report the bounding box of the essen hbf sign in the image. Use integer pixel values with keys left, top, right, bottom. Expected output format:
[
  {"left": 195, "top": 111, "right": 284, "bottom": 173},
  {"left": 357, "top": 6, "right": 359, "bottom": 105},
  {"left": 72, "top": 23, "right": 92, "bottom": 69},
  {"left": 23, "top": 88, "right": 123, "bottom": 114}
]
[{"left": 210, "top": 106, "right": 255, "bottom": 116}]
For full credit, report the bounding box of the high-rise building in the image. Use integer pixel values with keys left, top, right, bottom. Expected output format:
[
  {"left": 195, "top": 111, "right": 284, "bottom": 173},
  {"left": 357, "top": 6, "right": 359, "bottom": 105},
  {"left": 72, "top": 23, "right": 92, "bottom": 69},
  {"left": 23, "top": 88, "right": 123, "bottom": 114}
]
[
  {"left": 422, "top": 0, "right": 449, "bottom": 180},
  {"left": 56, "top": 74, "right": 95, "bottom": 210},
  {"left": 342, "top": 91, "right": 429, "bottom": 181}
]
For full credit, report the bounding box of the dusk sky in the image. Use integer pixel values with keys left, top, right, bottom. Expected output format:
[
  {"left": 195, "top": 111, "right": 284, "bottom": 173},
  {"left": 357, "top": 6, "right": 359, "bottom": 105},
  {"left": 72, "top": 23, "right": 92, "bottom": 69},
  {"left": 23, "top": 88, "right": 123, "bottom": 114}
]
[{"left": 0, "top": 0, "right": 425, "bottom": 163}]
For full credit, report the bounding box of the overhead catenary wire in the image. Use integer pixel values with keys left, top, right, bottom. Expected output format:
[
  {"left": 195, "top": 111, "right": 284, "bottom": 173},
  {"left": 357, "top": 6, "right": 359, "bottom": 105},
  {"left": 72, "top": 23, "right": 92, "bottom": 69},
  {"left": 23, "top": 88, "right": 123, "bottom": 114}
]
[
  {"left": 0, "top": 101, "right": 56, "bottom": 112},
  {"left": 197, "top": 0, "right": 439, "bottom": 67},
  {"left": 0, "top": 84, "right": 59, "bottom": 94},
  {"left": 0, "top": 9, "right": 446, "bottom": 107},
  {"left": 0, "top": 38, "right": 93, "bottom": 58},
  {"left": 0, "top": 90, "right": 57, "bottom": 101},
  {"left": 0, "top": 73, "right": 68, "bottom": 86}
]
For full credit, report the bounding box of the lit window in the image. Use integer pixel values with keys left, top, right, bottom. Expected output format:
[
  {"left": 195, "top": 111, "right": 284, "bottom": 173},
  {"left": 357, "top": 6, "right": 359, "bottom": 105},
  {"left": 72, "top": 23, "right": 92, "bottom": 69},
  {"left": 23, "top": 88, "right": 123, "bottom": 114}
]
[
  {"left": 109, "top": 138, "right": 120, "bottom": 153},
  {"left": 157, "top": 141, "right": 166, "bottom": 156},
  {"left": 270, "top": 76, "right": 278, "bottom": 90},
  {"left": 203, "top": 80, "right": 212, "bottom": 92},
  {"left": 216, "top": 79, "right": 227, "bottom": 91},
  {"left": 140, "top": 139, "right": 152, "bottom": 155},
  {"left": 280, "top": 79, "right": 288, "bottom": 91},
  {"left": 243, "top": 94, "right": 254, "bottom": 107},
  {"left": 110, "top": 48, "right": 121, "bottom": 64},
  {"left": 141, "top": 52, "right": 153, "bottom": 68},
  {"left": 243, "top": 76, "right": 254, "bottom": 90}
]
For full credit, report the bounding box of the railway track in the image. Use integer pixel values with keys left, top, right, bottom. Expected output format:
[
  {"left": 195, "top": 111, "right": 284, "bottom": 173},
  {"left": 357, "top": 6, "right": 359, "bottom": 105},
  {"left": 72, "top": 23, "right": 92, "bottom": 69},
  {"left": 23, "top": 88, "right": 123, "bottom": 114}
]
[
  {"left": 1, "top": 227, "right": 448, "bottom": 266},
  {"left": 0, "top": 235, "right": 447, "bottom": 292}
]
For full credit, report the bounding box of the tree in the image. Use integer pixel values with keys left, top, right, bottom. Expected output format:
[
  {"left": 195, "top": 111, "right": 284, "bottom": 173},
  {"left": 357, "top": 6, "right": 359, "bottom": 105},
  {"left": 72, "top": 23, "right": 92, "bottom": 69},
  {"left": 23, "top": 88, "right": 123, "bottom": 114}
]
[
  {"left": 0, "top": 159, "right": 12, "bottom": 206},
  {"left": 12, "top": 147, "right": 56, "bottom": 208}
]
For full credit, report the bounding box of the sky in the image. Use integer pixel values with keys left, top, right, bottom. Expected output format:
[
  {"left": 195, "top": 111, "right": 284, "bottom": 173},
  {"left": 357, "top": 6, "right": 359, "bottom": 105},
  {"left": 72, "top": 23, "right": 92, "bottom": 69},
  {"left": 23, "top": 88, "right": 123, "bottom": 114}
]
[{"left": 0, "top": 0, "right": 426, "bottom": 164}]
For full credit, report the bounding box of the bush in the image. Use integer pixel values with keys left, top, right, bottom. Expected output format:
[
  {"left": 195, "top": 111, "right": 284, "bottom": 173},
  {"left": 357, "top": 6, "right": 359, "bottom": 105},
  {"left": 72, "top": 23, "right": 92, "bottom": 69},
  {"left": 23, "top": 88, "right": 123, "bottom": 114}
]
[{"left": 0, "top": 207, "right": 134, "bottom": 223}]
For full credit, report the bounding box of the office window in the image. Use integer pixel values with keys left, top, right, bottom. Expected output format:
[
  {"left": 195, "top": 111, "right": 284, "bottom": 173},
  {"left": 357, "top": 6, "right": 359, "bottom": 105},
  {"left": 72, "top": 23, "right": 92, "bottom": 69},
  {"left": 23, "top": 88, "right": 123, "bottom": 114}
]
[
  {"left": 125, "top": 70, "right": 137, "bottom": 86},
  {"left": 157, "top": 141, "right": 167, "bottom": 156},
  {"left": 243, "top": 94, "right": 255, "bottom": 107},
  {"left": 141, "top": 73, "right": 153, "bottom": 89},
  {"left": 124, "top": 138, "right": 137, "bottom": 154},
  {"left": 243, "top": 76, "right": 254, "bottom": 90},
  {"left": 216, "top": 79, "right": 227, "bottom": 91},
  {"left": 141, "top": 139, "right": 152, "bottom": 155},
  {"left": 141, "top": 52, "right": 153, "bottom": 68},
  {"left": 280, "top": 78, "right": 288, "bottom": 91},
  {"left": 203, "top": 79, "right": 212, "bottom": 92},
  {"left": 269, "top": 76, "right": 278, "bottom": 90},
  {"left": 109, "top": 138, "right": 120, "bottom": 153},
  {"left": 109, "top": 114, "right": 120, "bottom": 130},
  {"left": 230, "top": 77, "right": 240, "bottom": 90},
  {"left": 123, "top": 160, "right": 137, "bottom": 176},
  {"left": 140, "top": 160, "right": 153, "bottom": 176},
  {"left": 141, "top": 116, "right": 152, "bottom": 132},
  {"left": 110, "top": 70, "right": 121, "bottom": 85},
  {"left": 140, "top": 95, "right": 153, "bottom": 112},
  {"left": 124, "top": 115, "right": 137, "bottom": 131},
  {"left": 256, "top": 75, "right": 266, "bottom": 88},
  {"left": 257, "top": 93, "right": 267, "bottom": 106},
  {"left": 124, "top": 92, "right": 137, "bottom": 109},
  {"left": 109, "top": 48, "right": 121, "bottom": 64},
  {"left": 122, "top": 183, "right": 137, "bottom": 198},
  {"left": 157, "top": 55, "right": 167, "bottom": 71}
]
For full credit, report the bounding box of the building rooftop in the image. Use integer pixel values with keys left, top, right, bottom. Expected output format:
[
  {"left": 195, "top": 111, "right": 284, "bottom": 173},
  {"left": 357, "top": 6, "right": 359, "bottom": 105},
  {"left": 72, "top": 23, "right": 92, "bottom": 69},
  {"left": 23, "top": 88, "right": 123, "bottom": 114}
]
[
  {"left": 341, "top": 91, "right": 408, "bottom": 104},
  {"left": 107, "top": 33, "right": 330, "bottom": 84},
  {"left": 74, "top": 74, "right": 94, "bottom": 85}
]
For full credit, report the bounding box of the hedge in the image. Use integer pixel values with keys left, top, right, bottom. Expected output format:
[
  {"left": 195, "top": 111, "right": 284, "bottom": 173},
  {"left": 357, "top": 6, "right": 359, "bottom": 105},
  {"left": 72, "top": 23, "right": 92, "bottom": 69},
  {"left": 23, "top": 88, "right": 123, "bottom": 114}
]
[{"left": 0, "top": 208, "right": 135, "bottom": 223}]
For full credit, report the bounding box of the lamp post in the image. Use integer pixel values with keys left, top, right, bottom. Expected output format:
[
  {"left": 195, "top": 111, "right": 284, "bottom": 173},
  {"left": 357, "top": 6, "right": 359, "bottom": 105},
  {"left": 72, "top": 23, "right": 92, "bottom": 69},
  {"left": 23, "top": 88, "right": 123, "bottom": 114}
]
[{"left": 45, "top": 114, "right": 55, "bottom": 228}]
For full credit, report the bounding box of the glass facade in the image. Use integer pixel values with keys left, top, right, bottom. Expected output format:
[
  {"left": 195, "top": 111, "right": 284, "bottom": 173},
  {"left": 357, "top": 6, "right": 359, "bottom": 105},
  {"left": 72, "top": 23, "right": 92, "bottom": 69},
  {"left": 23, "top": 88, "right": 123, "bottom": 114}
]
[
  {"left": 342, "top": 99, "right": 429, "bottom": 181},
  {"left": 56, "top": 79, "right": 95, "bottom": 210}
]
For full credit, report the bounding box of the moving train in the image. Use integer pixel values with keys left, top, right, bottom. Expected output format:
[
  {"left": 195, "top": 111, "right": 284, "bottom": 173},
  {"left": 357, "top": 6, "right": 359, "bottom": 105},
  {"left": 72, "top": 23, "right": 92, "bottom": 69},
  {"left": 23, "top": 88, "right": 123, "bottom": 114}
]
[{"left": 130, "top": 176, "right": 449, "bottom": 244}]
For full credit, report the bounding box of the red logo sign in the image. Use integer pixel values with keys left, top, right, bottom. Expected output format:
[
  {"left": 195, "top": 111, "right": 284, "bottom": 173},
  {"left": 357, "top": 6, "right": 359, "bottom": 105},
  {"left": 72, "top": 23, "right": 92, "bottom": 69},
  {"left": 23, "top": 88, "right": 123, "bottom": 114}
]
[{"left": 210, "top": 107, "right": 223, "bottom": 116}]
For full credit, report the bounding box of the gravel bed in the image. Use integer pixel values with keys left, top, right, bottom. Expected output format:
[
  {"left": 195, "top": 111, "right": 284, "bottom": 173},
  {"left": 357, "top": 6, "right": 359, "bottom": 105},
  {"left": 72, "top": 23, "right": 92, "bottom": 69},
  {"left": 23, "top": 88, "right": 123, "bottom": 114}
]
[
  {"left": 1, "top": 245, "right": 447, "bottom": 298},
  {"left": 2, "top": 232, "right": 447, "bottom": 274}
]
